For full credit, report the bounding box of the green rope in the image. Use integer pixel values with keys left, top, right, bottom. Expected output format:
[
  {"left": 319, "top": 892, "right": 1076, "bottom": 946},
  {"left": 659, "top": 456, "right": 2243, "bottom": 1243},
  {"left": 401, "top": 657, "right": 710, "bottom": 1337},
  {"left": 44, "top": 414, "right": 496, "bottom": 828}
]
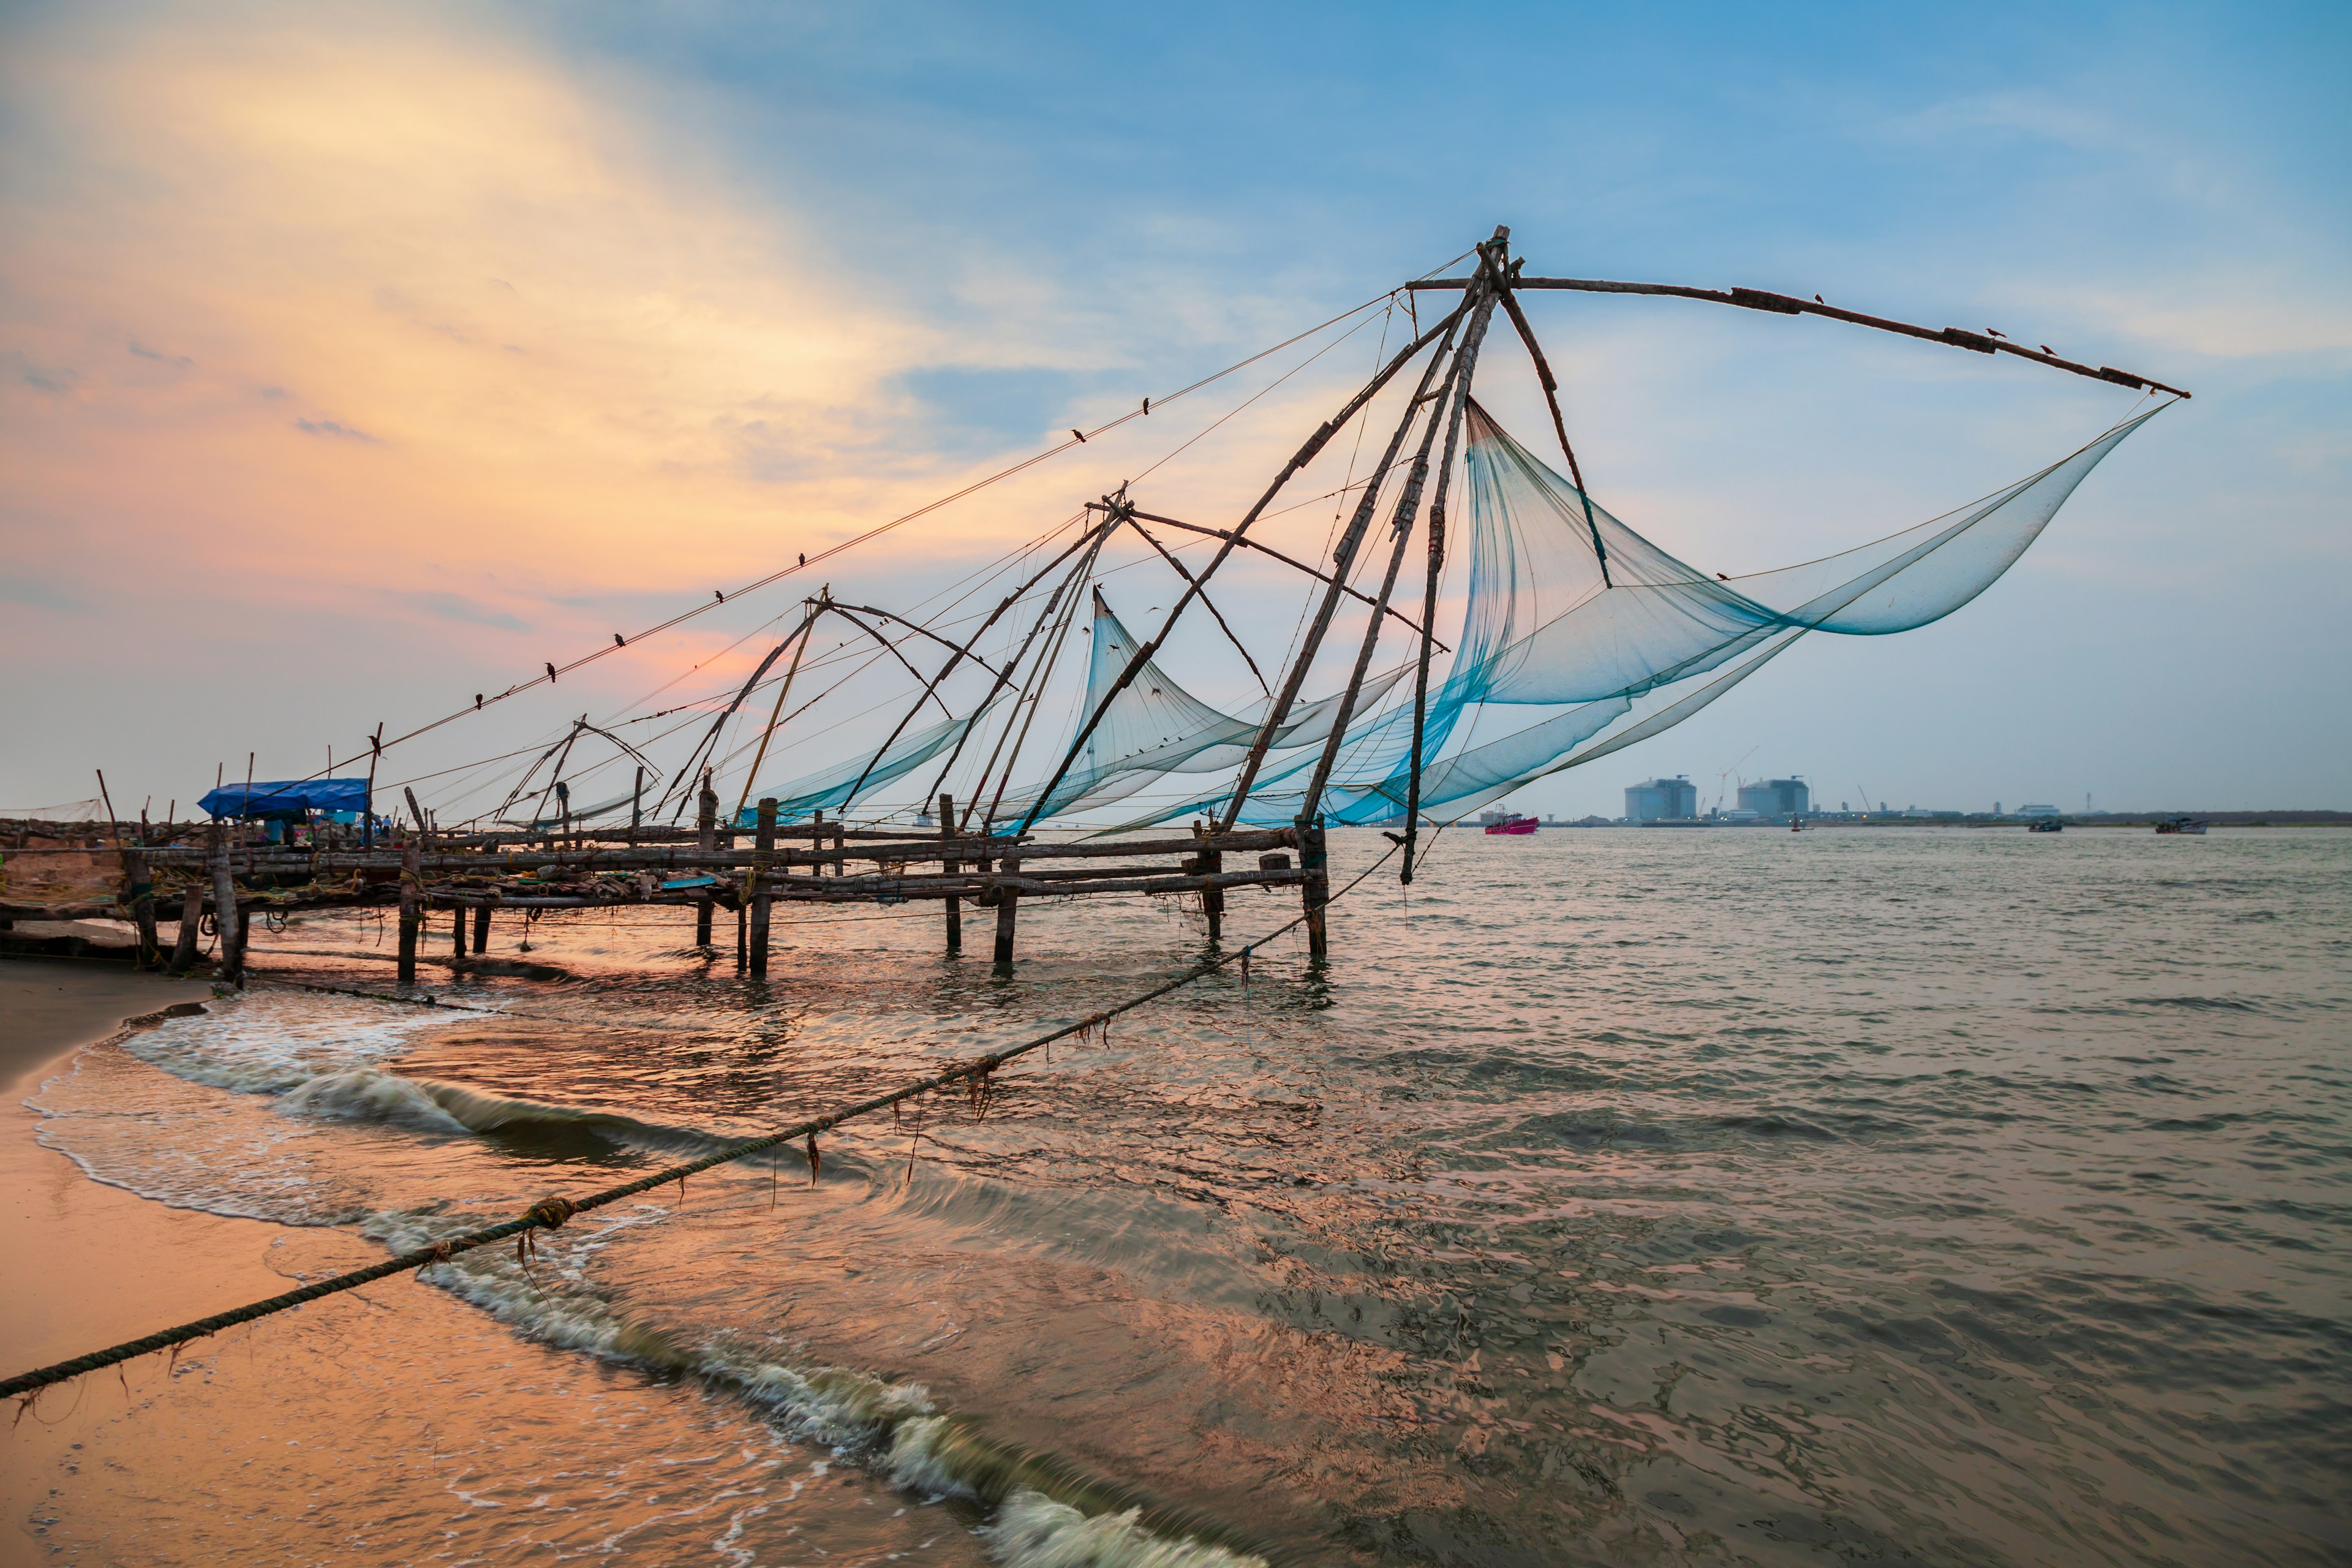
[{"left": 3, "top": 842, "right": 1392, "bottom": 1403}]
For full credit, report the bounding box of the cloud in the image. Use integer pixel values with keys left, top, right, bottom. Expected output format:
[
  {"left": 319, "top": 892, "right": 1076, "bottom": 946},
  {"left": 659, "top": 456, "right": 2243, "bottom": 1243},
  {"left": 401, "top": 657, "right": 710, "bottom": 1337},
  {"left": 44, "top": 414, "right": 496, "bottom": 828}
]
[
  {"left": 0, "top": 575, "right": 88, "bottom": 612},
  {"left": 395, "top": 590, "right": 528, "bottom": 631},
  {"left": 128, "top": 340, "right": 193, "bottom": 368},
  {"left": 4, "top": 350, "right": 78, "bottom": 393},
  {"left": 294, "top": 417, "right": 380, "bottom": 442}
]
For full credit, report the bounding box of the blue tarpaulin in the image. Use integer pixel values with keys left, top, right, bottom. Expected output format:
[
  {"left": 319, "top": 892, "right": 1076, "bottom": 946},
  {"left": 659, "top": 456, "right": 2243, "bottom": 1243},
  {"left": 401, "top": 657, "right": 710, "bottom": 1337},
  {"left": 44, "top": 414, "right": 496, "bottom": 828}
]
[{"left": 199, "top": 778, "right": 374, "bottom": 818}]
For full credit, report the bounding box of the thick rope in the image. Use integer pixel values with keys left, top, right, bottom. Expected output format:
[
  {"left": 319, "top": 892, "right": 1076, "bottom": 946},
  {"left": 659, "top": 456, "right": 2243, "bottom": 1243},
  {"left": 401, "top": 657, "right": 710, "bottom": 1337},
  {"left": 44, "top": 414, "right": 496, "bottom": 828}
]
[{"left": 2, "top": 842, "right": 1395, "bottom": 1402}]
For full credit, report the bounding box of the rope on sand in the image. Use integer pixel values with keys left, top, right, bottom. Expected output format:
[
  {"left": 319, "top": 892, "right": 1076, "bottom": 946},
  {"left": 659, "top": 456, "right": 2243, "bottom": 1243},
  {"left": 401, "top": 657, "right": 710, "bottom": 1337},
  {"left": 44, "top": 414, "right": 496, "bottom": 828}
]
[{"left": 2, "top": 843, "right": 1398, "bottom": 1403}]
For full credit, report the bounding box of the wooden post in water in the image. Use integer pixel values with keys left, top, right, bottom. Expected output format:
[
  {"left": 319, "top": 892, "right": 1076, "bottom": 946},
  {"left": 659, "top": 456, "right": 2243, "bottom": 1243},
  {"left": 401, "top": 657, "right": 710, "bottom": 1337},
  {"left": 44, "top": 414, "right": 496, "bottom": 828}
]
[
  {"left": 939, "top": 793, "right": 962, "bottom": 954},
  {"left": 630, "top": 765, "right": 644, "bottom": 846},
  {"left": 694, "top": 775, "right": 718, "bottom": 947},
  {"left": 451, "top": 903, "right": 467, "bottom": 961},
  {"left": 1300, "top": 818, "right": 1330, "bottom": 962},
  {"left": 472, "top": 902, "right": 490, "bottom": 954},
  {"left": 993, "top": 890, "right": 1019, "bottom": 967},
  {"left": 209, "top": 822, "right": 243, "bottom": 986},
  {"left": 123, "top": 846, "right": 159, "bottom": 970},
  {"left": 397, "top": 837, "right": 421, "bottom": 984},
  {"left": 169, "top": 878, "right": 203, "bottom": 976},
  {"left": 1195, "top": 823, "right": 1224, "bottom": 944},
  {"left": 748, "top": 798, "right": 777, "bottom": 977}
]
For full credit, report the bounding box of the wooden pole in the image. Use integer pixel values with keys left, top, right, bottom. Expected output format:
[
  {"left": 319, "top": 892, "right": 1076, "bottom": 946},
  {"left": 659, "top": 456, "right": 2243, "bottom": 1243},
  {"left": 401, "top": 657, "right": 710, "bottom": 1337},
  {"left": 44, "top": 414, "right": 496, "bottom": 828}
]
[
  {"left": 397, "top": 837, "right": 421, "bottom": 984},
  {"left": 472, "top": 902, "right": 490, "bottom": 954},
  {"left": 694, "top": 775, "right": 717, "bottom": 947},
  {"left": 364, "top": 723, "right": 381, "bottom": 848},
  {"left": 749, "top": 797, "right": 777, "bottom": 978},
  {"left": 1301, "top": 818, "right": 1330, "bottom": 962},
  {"left": 451, "top": 903, "right": 467, "bottom": 961},
  {"left": 1298, "top": 337, "right": 1462, "bottom": 816},
  {"left": 993, "top": 889, "right": 1019, "bottom": 967},
  {"left": 1017, "top": 295, "right": 1473, "bottom": 834},
  {"left": 735, "top": 897, "right": 747, "bottom": 970},
  {"left": 1216, "top": 308, "right": 1467, "bottom": 830},
  {"left": 210, "top": 823, "right": 243, "bottom": 986},
  {"left": 1497, "top": 280, "right": 1609, "bottom": 586},
  {"left": 1404, "top": 232, "right": 1509, "bottom": 882},
  {"left": 1199, "top": 834, "right": 1224, "bottom": 944},
  {"left": 1406, "top": 272, "right": 2191, "bottom": 399},
  {"left": 734, "top": 603, "right": 819, "bottom": 825},
  {"left": 940, "top": 792, "right": 962, "bottom": 954},
  {"left": 630, "top": 765, "right": 644, "bottom": 846},
  {"left": 123, "top": 846, "right": 159, "bottom": 970},
  {"left": 169, "top": 876, "right": 203, "bottom": 976}
]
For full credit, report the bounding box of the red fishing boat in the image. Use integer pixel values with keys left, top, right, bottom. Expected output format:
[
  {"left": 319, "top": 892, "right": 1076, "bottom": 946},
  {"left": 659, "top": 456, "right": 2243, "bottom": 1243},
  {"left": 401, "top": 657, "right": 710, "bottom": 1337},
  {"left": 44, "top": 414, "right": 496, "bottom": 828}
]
[{"left": 1483, "top": 814, "right": 1539, "bottom": 835}]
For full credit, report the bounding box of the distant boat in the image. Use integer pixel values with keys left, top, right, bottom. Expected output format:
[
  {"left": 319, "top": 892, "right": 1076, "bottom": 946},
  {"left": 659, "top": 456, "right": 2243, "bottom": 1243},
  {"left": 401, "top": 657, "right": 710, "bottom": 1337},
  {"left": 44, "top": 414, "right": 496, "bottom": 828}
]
[
  {"left": 1484, "top": 815, "right": 1539, "bottom": 836},
  {"left": 2155, "top": 816, "right": 2209, "bottom": 835},
  {"left": 2029, "top": 819, "right": 2063, "bottom": 833}
]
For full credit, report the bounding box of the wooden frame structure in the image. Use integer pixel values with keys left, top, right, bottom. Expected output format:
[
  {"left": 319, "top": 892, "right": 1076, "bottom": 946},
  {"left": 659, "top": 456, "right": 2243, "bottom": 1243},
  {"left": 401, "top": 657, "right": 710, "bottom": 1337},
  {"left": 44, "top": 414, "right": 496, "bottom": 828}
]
[{"left": 3, "top": 224, "right": 2184, "bottom": 985}]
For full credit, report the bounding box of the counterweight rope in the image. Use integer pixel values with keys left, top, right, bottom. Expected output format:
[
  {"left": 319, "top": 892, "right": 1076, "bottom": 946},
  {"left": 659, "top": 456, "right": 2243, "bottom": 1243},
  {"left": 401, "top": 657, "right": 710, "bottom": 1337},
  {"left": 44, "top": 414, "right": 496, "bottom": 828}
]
[{"left": 2, "top": 841, "right": 1394, "bottom": 1404}]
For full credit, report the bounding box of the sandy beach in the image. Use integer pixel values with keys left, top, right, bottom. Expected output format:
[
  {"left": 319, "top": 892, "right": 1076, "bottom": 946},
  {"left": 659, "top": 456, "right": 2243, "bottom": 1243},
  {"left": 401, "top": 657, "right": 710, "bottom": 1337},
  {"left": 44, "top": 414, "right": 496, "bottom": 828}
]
[{"left": 1, "top": 964, "right": 285, "bottom": 1567}]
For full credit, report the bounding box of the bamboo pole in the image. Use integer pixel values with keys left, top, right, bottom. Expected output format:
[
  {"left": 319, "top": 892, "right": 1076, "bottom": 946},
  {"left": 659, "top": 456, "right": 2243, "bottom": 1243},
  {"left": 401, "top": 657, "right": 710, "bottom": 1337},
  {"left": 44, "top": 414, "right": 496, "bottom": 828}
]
[
  {"left": 734, "top": 603, "right": 819, "bottom": 825},
  {"left": 472, "top": 902, "right": 490, "bottom": 955},
  {"left": 1407, "top": 273, "right": 2191, "bottom": 399},
  {"left": 1219, "top": 307, "right": 1466, "bottom": 830},
  {"left": 1403, "top": 235, "right": 1509, "bottom": 882},
  {"left": 922, "top": 518, "right": 1117, "bottom": 817},
  {"left": 1115, "top": 513, "right": 1268, "bottom": 695},
  {"left": 1298, "top": 336, "right": 1462, "bottom": 815},
  {"left": 1496, "top": 282, "right": 1609, "bottom": 586},
  {"left": 1016, "top": 296, "right": 1474, "bottom": 835},
  {"left": 1120, "top": 510, "right": 1447, "bottom": 649}
]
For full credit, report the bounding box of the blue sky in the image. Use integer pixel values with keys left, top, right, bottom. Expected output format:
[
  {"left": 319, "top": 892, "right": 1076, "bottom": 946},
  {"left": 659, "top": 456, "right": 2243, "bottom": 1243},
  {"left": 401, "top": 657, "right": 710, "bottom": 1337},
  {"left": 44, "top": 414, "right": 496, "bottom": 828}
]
[{"left": 2, "top": 0, "right": 2345, "bottom": 814}]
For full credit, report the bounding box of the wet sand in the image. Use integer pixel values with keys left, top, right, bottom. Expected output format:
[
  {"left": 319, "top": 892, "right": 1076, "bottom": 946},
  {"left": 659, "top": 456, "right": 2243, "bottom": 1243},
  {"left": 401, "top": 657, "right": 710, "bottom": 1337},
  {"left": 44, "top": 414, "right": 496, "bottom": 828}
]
[{"left": 0, "top": 964, "right": 283, "bottom": 1567}]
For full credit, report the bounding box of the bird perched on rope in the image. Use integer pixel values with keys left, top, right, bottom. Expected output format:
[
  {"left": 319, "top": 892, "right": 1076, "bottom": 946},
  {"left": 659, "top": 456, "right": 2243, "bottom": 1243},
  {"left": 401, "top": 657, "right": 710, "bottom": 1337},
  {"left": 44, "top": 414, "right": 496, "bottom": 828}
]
[
  {"left": 612, "top": 633, "right": 625, "bottom": 647},
  {"left": 1071, "top": 428, "right": 1087, "bottom": 443},
  {"left": 1986, "top": 327, "right": 2008, "bottom": 339},
  {"left": 1814, "top": 294, "right": 1824, "bottom": 304},
  {"left": 2040, "top": 345, "right": 2055, "bottom": 356},
  {"left": 545, "top": 662, "right": 557, "bottom": 683}
]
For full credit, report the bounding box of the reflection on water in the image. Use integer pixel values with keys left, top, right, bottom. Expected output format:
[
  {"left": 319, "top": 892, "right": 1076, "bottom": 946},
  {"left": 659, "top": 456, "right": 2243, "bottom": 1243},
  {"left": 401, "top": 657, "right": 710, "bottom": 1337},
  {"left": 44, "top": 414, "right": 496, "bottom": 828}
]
[{"left": 23, "top": 827, "right": 2352, "bottom": 1565}]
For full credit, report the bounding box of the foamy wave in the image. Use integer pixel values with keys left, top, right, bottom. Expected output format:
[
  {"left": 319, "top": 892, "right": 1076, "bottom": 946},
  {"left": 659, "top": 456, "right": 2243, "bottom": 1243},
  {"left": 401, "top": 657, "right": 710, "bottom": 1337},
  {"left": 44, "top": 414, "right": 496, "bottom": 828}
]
[
  {"left": 984, "top": 1489, "right": 1266, "bottom": 1568},
  {"left": 278, "top": 1068, "right": 473, "bottom": 1134},
  {"left": 367, "top": 1208, "right": 1264, "bottom": 1568},
  {"left": 123, "top": 989, "right": 457, "bottom": 1095}
]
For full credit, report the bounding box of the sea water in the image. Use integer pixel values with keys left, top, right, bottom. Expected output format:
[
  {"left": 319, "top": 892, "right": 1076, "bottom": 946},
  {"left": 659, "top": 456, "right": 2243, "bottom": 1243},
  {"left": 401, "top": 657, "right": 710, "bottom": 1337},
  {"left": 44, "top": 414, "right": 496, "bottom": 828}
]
[{"left": 19, "top": 827, "right": 2351, "bottom": 1565}]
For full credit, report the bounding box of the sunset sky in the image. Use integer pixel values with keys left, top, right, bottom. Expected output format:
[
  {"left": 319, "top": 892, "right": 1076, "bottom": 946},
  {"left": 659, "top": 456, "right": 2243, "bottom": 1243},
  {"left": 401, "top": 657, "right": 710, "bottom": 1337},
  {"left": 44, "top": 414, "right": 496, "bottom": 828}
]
[{"left": 4, "top": 1, "right": 2346, "bottom": 818}]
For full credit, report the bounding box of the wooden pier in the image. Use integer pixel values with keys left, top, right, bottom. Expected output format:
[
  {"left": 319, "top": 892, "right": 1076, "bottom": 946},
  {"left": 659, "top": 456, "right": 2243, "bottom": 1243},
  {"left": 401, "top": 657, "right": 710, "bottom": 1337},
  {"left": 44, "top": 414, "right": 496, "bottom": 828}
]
[{"left": 1, "top": 805, "right": 1327, "bottom": 982}]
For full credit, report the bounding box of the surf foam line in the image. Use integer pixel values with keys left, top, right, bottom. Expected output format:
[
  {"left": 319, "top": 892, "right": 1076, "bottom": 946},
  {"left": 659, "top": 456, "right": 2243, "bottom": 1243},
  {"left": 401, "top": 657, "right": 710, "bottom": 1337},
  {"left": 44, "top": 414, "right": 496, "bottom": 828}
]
[
  {"left": 0, "top": 837, "right": 1400, "bottom": 1404},
  {"left": 369, "top": 1207, "right": 1268, "bottom": 1567}
]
